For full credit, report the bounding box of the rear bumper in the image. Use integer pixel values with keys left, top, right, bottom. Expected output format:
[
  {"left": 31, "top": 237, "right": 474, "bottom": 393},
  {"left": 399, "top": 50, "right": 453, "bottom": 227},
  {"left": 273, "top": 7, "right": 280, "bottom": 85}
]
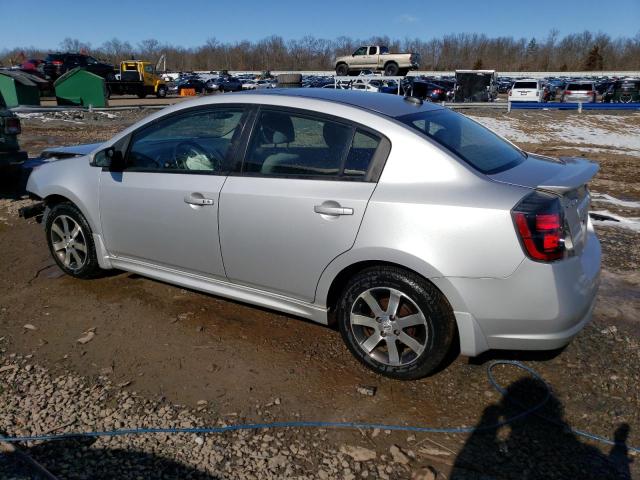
[{"left": 445, "top": 228, "right": 601, "bottom": 356}]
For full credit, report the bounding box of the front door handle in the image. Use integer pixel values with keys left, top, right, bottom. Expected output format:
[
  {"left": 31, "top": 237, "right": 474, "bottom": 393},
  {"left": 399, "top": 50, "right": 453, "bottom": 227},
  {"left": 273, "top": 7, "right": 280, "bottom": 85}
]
[
  {"left": 184, "top": 193, "right": 215, "bottom": 206},
  {"left": 314, "top": 204, "right": 354, "bottom": 216}
]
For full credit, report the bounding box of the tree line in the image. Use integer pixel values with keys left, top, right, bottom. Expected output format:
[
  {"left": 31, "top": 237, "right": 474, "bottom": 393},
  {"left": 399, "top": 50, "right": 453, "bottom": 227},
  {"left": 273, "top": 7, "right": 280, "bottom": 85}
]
[{"left": 2, "top": 31, "right": 639, "bottom": 72}]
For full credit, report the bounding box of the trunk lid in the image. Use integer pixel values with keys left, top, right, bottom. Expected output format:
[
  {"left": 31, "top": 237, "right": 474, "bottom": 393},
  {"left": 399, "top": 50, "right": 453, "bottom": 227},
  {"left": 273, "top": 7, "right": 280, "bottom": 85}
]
[{"left": 490, "top": 154, "right": 598, "bottom": 256}]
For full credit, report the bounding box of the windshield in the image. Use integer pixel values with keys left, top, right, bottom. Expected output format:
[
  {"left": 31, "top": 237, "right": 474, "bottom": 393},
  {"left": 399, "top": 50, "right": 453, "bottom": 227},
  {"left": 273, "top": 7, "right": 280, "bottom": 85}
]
[{"left": 397, "top": 109, "right": 526, "bottom": 174}]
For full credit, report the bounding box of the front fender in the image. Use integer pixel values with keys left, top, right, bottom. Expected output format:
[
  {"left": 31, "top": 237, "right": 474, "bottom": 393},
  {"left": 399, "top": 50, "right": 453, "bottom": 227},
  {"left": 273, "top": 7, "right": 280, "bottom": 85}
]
[{"left": 26, "top": 156, "right": 102, "bottom": 235}]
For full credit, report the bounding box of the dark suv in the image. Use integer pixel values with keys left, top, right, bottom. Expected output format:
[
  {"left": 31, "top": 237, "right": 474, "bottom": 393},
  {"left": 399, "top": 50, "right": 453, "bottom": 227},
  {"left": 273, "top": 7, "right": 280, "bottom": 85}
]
[
  {"left": 602, "top": 79, "right": 640, "bottom": 103},
  {"left": 43, "top": 53, "right": 115, "bottom": 81}
]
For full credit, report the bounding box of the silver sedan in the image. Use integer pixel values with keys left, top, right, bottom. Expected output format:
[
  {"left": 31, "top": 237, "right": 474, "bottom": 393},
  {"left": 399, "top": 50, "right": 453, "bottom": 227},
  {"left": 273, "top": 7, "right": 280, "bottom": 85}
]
[{"left": 26, "top": 90, "right": 600, "bottom": 379}]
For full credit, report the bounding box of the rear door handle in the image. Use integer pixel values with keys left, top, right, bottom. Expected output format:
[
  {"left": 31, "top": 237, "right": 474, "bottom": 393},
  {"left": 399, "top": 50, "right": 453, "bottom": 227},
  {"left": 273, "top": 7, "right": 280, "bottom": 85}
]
[
  {"left": 184, "top": 193, "right": 215, "bottom": 206},
  {"left": 314, "top": 205, "right": 354, "bottom": 216}
]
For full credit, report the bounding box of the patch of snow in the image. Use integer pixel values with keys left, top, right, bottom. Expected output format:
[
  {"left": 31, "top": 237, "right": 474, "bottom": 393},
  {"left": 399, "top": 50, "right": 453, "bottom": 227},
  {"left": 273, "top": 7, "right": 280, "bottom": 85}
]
[
  {"left": 592, "top": 193, "right": 640, "bottom": 209},
  {"left": 591, "top": 210, "right": 640, "bottom": 233},
  {"left": 468, "top": 114, "right": 640, "bottom": 156}
]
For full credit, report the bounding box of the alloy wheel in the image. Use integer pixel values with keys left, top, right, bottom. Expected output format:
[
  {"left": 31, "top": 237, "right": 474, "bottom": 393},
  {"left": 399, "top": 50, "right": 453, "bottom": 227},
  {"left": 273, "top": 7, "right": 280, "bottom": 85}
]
[
  {"left": 350, "top": 287, "right": 428, "bottom": 366},
  {"left": 50, "top": 215, "right": 87, "bottom": 271}
]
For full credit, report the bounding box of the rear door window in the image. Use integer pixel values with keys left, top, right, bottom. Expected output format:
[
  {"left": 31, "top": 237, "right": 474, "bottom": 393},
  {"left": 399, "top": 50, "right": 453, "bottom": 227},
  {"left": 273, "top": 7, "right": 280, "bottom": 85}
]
[{"left": 242, "top": 109, "right": 383, "bottom": 180}]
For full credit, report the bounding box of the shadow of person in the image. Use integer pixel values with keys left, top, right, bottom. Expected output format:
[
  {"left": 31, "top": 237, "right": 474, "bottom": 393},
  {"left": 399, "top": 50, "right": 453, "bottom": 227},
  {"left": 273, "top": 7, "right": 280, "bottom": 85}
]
[
  {"left": 1, "top": 435, "right": 220, "bottom": 480},
  {"left": 450, "top": 377, "right": 633, "bottom": 480}
]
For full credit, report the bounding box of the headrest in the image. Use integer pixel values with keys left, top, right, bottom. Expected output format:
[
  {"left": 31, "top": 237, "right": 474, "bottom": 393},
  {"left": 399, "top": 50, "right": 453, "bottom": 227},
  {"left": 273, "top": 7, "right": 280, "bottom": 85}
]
[
  {"left": 323, "top": 122, "right": 351, "bottom": 150},
  {"left": 260, "top": 112, "right": 295, "bottom": 144}
]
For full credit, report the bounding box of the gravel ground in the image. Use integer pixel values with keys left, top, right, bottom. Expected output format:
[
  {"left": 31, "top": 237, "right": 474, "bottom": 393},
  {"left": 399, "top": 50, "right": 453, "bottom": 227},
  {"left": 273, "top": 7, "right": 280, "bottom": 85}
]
[{"left": 0, "top": 107, "right": 638, "bottom": 479}]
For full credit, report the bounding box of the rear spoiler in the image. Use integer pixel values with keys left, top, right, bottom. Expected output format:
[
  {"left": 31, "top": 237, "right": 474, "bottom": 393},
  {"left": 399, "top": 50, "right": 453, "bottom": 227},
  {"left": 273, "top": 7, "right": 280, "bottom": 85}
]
[{"left": 537, "top": 157, "right": 599, "bottom": 194}]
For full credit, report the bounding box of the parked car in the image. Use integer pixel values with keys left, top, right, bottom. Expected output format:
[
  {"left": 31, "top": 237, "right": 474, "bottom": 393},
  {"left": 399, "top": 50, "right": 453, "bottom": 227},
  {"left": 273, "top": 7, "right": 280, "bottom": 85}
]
[
  {"left": 497, "top": 79, "right": 514, "bottom": 94},
  {"left": 335, "top": 45, "right": 420, "bottom": 76},
  {"left": 560, "top": 81, "right": 597, "bottom": 103},
  {"left": 602, "top": 79, "right": 640, "bottom": 103},
  {"left": 508, "top": 79, "right": 544, "bottom": 102},
  {"left": 410, "top": 80, "right": 449, "bottom": 102},
  {"left": 168, "top": 77, "right": 207, "bottom": 95},
  {"left": 0, "top": 101, "right": 28, "bottom": 167},
  {"left": 43, "top": 53, "right": 115, "bottom": 81},
  {"left": 24, "top": 90, "right": 600, "bottom": 380},
  {"left": 208, "top": 76, "right": 243, "bottom": 93}
]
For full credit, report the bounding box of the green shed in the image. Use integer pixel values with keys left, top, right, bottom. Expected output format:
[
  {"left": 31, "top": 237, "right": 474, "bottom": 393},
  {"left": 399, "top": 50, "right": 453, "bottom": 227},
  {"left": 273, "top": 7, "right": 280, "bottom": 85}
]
[
  {"left": 0, "top": 70, "right": 42, "bottom": 107},
  {"left": 54, "top": 68, "right": 108, "bottom": 107}
]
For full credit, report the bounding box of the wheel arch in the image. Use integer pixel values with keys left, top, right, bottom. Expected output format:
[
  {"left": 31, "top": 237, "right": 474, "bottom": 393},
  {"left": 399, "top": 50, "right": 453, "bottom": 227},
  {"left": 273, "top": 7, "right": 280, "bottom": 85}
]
[
  {"left": 41, "top": 188, "right": 99, "bottom": 234},
  {"left": 317, "top": 248, "right": 467, "bottom": 314},
  {"left": 383, "top": 60, "right": 399, "bottom": 69},
  {"left": 317, "top": 250, "right": 487, "bottom": 356}
]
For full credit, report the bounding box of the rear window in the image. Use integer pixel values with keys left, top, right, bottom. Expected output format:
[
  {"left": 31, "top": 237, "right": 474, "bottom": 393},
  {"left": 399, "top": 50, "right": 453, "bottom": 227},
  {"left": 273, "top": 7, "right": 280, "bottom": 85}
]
[
  {"left": 45, "top": 54, "right": 64, "bottom": 62},
  {"left": 566, "top": 83, "right": 593, "bottom": 91},
  {"left": 513, "top": 81, "right": 537, "bottom": 89},
  {"left": 397, "top": 109, "right": 525, "bottom": 174}
]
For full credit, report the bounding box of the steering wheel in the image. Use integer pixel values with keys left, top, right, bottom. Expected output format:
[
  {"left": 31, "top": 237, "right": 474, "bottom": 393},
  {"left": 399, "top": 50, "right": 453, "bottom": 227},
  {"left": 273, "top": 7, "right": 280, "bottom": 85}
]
[{"left": 172, "top": 140, "right": 223, "bottom": 171}]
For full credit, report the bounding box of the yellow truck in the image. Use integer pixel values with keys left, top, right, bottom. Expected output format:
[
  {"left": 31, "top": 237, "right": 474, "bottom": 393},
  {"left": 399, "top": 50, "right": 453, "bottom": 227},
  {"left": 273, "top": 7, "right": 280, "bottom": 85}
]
[{"left": 106, "top": 60, "right": 168, "bottom": 98}]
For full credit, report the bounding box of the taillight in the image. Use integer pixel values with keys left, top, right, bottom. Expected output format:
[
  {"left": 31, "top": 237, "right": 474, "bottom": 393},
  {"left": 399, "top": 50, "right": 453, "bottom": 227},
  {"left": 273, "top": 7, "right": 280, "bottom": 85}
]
[
  {"left": 512, "top": 191, "right": 566, "bottom": 262},
  {"left": 564, "top": 90, "right": 572, "bottom": 95},
  {"left": 4, "top": 117, "right": 21, "bottom": 135},
  {"left": 52, "top": 60, "right": 63, "bottom": 65},
  {"left": 433, "top": 89, "right": 442, "bottom": 95}
]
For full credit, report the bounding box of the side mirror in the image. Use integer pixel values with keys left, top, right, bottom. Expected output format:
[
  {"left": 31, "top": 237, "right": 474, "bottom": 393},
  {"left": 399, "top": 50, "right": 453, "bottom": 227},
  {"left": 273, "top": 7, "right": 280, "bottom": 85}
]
[{"left": 106, "top": 147, "right": 125, "bottom": 171}]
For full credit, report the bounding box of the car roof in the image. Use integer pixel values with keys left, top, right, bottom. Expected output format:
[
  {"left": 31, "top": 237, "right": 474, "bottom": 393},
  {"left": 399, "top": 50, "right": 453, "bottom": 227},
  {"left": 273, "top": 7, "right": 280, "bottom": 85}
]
[{"left": 242, "top": 88, "right": 442, "bottom": 117}]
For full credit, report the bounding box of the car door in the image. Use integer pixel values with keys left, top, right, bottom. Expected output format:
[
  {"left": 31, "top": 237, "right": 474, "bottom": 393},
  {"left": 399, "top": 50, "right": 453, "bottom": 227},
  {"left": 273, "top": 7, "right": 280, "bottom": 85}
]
[
  {"left": 219, "top": 107, "right": 389, "bottom": 302},
  {"left": 99, "top": 105, "right": 249, "bottom": 278},
  {"left": 351, "top": 46, "right": 368, "bottom": 69}
]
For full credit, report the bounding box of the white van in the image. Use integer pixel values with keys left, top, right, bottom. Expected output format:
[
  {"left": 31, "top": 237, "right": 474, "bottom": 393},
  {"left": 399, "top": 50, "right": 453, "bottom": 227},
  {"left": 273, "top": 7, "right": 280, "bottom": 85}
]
[{"left": 509, "top": 79, "right": 543, "bottom": 102}]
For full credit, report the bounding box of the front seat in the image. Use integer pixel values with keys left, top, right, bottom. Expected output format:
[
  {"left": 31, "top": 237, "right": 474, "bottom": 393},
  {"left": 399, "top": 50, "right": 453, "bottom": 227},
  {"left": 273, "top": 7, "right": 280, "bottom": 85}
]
[{"left": 260, "top": 112, "right": 299, "bottom": 174}]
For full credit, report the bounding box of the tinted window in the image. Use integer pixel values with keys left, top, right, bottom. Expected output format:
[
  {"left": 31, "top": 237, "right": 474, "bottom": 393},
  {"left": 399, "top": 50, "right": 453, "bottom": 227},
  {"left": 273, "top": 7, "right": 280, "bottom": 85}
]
[
  {"left": 353, "top": 47, "right": 367, "bottom": 56},
  {"left": 344, "top": 130, "right": 380, "bottom": 178},
  {"left": 243, "top": 110, "right": 354, "bottom": 177},
  {"left": 398, "top": 109, "right": 525, "bottom": 174},
  {"left": 368, "top": 47, "right": 377, "bottom": 55},
  {"left": 513, "top": 81, "right": 537, "bottom": 89},
  {"left": 126, "top": 108, "right": 245, "bottom": 173},
  {"left": 566, "top": 83, "right": 593, "bottom": 91}
]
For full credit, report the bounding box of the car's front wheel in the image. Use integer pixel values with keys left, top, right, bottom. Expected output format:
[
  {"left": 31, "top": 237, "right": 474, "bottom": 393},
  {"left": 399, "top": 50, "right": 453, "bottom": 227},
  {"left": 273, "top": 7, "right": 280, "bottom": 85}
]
[
  {"left": 45, "top": 203, "right": 101, "bottom": 279},
  {"left": 337, "top": 266, "right": 456, "bottom": 380}
]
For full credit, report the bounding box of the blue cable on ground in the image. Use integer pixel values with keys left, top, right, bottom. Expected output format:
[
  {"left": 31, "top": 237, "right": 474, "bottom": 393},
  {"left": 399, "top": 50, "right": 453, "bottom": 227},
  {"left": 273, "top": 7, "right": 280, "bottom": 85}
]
[{"left": 1, "top": 360, "right": 638, "bottom": 453}]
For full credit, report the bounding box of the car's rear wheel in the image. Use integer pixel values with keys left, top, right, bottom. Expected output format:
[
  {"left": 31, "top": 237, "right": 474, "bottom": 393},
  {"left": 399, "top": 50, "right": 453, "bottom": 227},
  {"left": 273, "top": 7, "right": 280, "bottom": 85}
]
[
  {"left": 384, "top": 62, "right": 399, "bottom": 76},
  {"left": 45, "top": 203, "right": 101, "bottom": 279},
  {"left": 335, "top": 63, "right": 349, "bottom": 76},
  {"left": 337, "top": 266, "right": 456, "bottom": 380}
]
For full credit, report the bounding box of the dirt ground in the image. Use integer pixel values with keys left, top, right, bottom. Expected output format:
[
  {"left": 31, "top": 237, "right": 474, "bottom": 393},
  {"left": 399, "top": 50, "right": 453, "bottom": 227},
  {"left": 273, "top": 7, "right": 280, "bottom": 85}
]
[{"left": 1, "top": 107, "right": 639, "bottom": 479}]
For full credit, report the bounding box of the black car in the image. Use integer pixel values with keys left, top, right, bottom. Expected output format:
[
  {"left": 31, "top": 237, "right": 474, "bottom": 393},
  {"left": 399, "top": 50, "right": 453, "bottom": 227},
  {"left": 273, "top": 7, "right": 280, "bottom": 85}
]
[
  {"left": 169, "top": 77, "right": 207, "bottom": 95},
  {"left": 602, "top": 79, "right": 640, "bottom": 103},
  {"left": 206, "top": 76, "right": 243, "bottom": 93},
  {"left": 43, "top": 53, "right": 115, "bottom": 81},
  {"left": 409, "top": 80, "right": 449, "bottom": 102}
]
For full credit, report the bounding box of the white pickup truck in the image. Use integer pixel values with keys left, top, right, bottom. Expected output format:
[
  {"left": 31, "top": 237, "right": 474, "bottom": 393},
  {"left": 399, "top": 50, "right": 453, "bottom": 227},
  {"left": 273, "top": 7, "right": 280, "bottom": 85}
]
[{"left": 335, "top": 45, "right": 420, "bottom": 77}]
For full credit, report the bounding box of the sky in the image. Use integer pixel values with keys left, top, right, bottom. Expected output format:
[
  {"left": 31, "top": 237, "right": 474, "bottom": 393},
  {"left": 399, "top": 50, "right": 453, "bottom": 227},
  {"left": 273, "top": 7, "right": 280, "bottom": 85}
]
[{"left": 1, "top": 0, "right": 639, "bottom": 49}]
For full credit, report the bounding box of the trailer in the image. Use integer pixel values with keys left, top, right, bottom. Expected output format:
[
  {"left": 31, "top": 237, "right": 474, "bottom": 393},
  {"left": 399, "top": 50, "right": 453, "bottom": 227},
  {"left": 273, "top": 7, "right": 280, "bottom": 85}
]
[{"left": 106, "top": 60, "right": 168, "bottom": 98}]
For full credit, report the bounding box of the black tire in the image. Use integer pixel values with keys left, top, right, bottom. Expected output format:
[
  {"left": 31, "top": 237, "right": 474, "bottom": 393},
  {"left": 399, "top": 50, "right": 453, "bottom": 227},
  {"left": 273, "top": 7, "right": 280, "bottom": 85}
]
[
  {"left": 337, "top": 266, "right": 456, "bottom": 380},
  {"left": 335, "top": 63, "right": 349, "bottom": 76},
  {"left": 384, "top": 62, "right": 399, "bottom": 76},
  {"left": 45, "top": 202, "right": 101, "bottom": 279},
  {"left": 156, "top": 85, "right": 167, "bottom": 98}
]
